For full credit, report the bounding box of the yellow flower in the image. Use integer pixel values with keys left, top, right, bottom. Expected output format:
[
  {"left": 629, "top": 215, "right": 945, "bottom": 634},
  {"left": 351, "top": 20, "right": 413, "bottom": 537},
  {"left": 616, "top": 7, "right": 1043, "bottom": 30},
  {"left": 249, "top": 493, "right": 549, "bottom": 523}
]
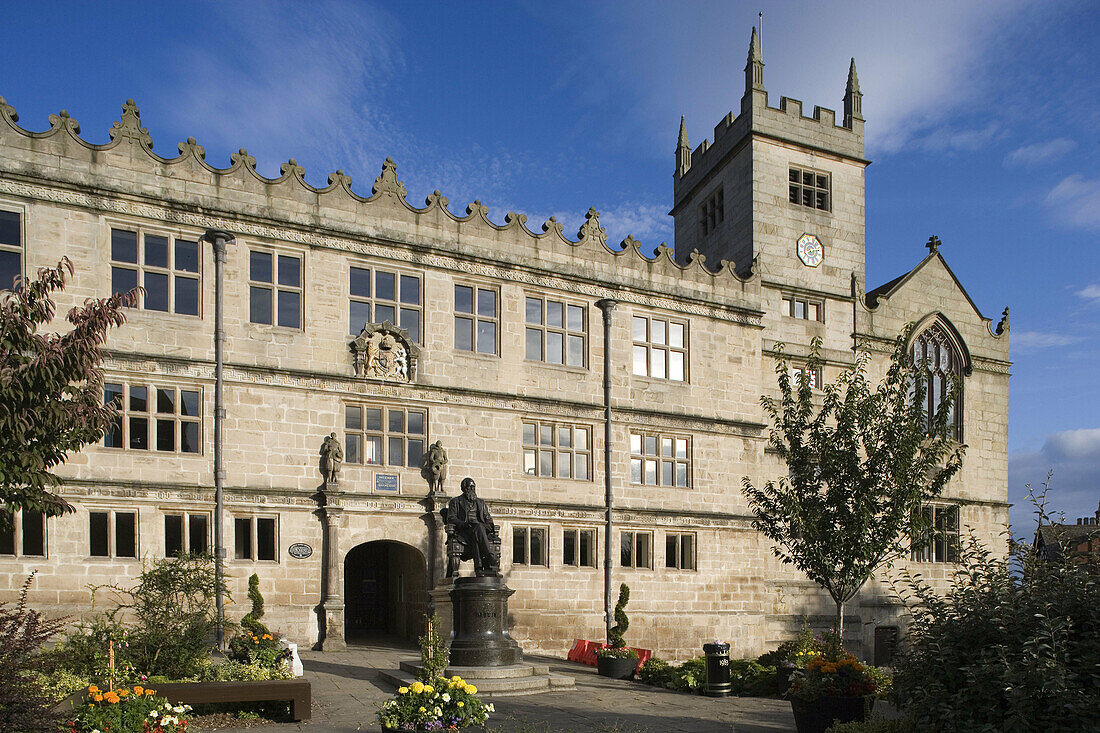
[
  {"left": 418, "top": 707, "right": 426, "bottom": 713},
  {"left": 410, "top": 681, "right": 424, "bottom": 694},
  {"left": 457, "top": 701, "right": 464, "bottom": 708},
  {"left": 398, "top": 687, "right": 409, "bottom": 694},
  {"left": 424, "top": 685, "right": 434, "bottom": 694},
  {"left": 465, "top": 685, "right": 477, "bottom": 694},
  {"left": 451, "top": 675, "right": 462, "bottom": 683}
]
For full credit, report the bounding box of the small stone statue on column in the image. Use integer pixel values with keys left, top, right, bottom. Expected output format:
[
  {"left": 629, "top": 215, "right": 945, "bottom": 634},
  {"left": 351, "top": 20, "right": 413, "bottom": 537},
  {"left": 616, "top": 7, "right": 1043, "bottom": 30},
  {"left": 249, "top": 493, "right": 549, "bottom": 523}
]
[
  {"left": 320, "top": 432, "right": 343, "bottom": 484},
  {"left": 423, "top": 440, "right": 448, "bottom": 494}
]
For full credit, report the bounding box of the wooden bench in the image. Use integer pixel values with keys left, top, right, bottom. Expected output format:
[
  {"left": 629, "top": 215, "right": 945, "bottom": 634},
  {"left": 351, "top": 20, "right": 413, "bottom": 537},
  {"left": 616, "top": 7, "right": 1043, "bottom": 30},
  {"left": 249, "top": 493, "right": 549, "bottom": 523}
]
[{"left": 150, "top": 680, "right": 311, "bottom": 721}]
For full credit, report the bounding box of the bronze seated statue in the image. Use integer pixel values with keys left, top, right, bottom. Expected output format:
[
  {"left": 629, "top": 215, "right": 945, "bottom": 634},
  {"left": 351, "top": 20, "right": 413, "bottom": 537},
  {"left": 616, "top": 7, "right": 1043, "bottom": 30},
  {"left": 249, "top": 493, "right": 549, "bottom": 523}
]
[{"left": 441, "top": 477, "right": 502, "bottom": 577}]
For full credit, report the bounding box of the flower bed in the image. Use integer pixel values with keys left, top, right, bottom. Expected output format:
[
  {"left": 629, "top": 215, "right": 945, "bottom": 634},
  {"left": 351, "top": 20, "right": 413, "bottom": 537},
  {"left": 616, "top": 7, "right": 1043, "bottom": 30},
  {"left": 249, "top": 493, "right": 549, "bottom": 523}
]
[
  {"left": 68, "top": 685, "right": 191, "bottom": 733},
  {"left": 377, "top": 675, "right": 494, "bottom": 731}
]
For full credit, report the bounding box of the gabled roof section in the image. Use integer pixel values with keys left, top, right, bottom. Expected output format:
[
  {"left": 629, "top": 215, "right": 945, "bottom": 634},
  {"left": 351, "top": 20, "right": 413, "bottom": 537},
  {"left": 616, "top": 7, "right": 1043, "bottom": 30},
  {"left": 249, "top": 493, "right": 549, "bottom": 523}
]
[{"left": 865, "top": 236, "right": 987, "bottom": 321}]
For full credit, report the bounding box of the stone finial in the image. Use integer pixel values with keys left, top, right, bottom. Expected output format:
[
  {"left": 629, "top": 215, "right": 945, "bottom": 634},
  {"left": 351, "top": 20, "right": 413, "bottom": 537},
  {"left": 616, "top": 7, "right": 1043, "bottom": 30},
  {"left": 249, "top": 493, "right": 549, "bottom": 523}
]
[
  {"left": 996, "top": 307, "right": 1010, "bottom": 336},
  {"left": 0, "top": 96, "right": 18, "bottom": 124},
  {"left": 541, "top": 216, "right": 565, "bottom": 237},
  {"left": 49, "top": 109, "right": 81, "bottom": 136},
  {"left": 328, "top": 169, "right": 353, "bottom": 188},
  {"left": 676, "top": 115, "right": 691, "bottom": 177},
  {"left": 231, "top": 148, "right": 257, "bottom": 170},
  {"left": 281, "top": 158, "right": 306, "bottom": 179},
  {"left": 745, "top": 26, "right": 765, "bottom": 92},
  {"left": 178, "top": 136, "right": 206, "bottom": 160},
  {"left": 926, "top": 235, "right": 942, "bottom": 254},
  {"left": 577, "top": 207, "right": 607, "bottom": 248},
  {"left": 504, "top": 211, "right": 528, "bottom": 228},
  {"left": 372, "top": 156, "right": 407, "bottom": 198},
  {"left": 844, "top": 58, "right": 863, "bottom": 126},
  {"left": 108, "top": 99, "right": 153, "bottom": 148},
  {"left": 425, "top": 189, "right": 449, "bottom": 209}
]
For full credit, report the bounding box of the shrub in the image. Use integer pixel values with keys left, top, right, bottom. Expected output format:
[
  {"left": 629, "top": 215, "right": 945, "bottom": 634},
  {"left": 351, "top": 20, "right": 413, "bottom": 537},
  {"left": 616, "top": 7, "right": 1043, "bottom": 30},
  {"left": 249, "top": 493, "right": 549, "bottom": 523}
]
[
  {"left": 240, "top": 573, "right": 270, "bottom": 637},
  {"left": 758, "top": 620, "right": 818, "bottom": 668},
  {"left": 863, "top": 666, "right": 892, "bottom": 701},
  {"left": 0, "top": 573, "right": 68, "bottom": 733},
  {"left": 892, "top": 495, "right": 1100, "bottom": 733},
  {"left": 638, "top": 657, "right": 674, "bottom": 687},
  {"left": 50, "top": 612, "right": 137, "bottom": 685},
  {"left": 69, "top": 684, "right": 190, "bottom": 733},
  {"left": 826, "top": 716, "right": 916, "bottom": 733},
  {"left": 606, "top": 583, "right": 630, "bottom": 649},
  {"left": 669, "top": 656, "right": 706, "bottom": 693},
  {"left": 417, "top": 613, "right": 449, "bottom": 682},
  {"left": 202, "top": 660, "right": 293, "bottom": 682},
  {"left": 27, "top": 669, "right": 92, "bottom": 703},
  {"left": 730, "top": 658, "right": 777, "bottom": 696}
]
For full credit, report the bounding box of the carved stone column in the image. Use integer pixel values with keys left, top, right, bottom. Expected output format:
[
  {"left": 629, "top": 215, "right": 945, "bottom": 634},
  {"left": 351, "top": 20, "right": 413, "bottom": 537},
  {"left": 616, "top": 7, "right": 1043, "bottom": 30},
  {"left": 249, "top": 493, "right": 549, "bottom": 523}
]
[
  {"left": 319, "top": 481, "right": 347, "bottom": 651},
  {"left": 423, "top": 488, "right": 449, "bottom": 595}
]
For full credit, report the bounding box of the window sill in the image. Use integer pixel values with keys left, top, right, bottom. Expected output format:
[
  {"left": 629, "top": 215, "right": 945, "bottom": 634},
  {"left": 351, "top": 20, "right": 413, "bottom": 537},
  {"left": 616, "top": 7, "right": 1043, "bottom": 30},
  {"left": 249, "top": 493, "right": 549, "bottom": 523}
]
[
  {"left": 523, "top": 359, "right": 589, "bottom": 374},
  {"left": 630, "top": 374, "right": 690, "bottom": 386},
  {"left": 454, "top": 348, "right": 501, "bottom": 360},
  {"left": 519, "top": 472, "right": 594, "bottom": 483}
]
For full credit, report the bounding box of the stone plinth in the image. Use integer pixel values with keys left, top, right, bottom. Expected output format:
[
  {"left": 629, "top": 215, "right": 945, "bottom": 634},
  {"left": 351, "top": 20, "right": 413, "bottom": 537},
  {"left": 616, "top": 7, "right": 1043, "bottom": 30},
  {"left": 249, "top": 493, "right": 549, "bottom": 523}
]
[{"left": 448, "top": 575, "right": 522, "bottom": 667}]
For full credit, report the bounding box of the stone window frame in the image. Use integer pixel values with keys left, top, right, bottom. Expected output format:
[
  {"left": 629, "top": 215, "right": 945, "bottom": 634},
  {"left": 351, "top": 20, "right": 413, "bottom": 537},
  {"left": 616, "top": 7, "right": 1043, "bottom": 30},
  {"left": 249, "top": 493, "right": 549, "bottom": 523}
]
[
  {"left": 629, "top": 431, "right": 690, "bottom": 488},
  {"left": 102, "top": 381, "right": 203, "bottom": 454},
  {"left": 913, "top": 322, "right": 964, "bottom": 441},
  {"left": 699, "top": 186, "right": 724, "bottom": 237},
  {"left": 163, "top": 511, "right": 211, "bottom": 558},
  {"left": 108, "top": 224, "right": 202, "bottom": 316},
  {"left": 511, "top": 524, "right": 550, "bottom": 568},
  {"left": 348, "top": 263, "right": 423, "bottom": 343},
  {"left": 453, "top": 281, "right": 499, "bottom": 356},
  {"left": 788, "top": 165, "right": 831, "bottom": 212},
  {"left": 632, "top": 314, "right": 688, "bottom": 382},
  {"left": 521, "top": 420, "right": 592, "bottom": 481},
  {"left": 562, "top": 526, "right": 597, "bottom": 568},
  {"left": 524, "top": 294, "right": 588, "bottom": 369},
  {"left": 781, "top": 295, "right": 825, "bottom": 322},
  {"left": 0, "top": 508, "right": 46, "bottom": 557},
  {"left": 0, "top": 202, "right": 24, "bottom": 293},
  {"left": 344, "top": 403, "right": 427, "bottom": 470},
  {"left": 664, "top": 531, "right": 697, "bottom": 571},
  {"left": 619, "top": 529, "right": 653, "bottom": 569},
  {"left": 789, "top": 364, "right": 822, "bottom": 390},
  {"left": 248, "top": 246, "right": 304, "bottom": 329},
  {"left": 234, "top": 514, "right": 279, "bottom": 563},
  {"left": 910, "top": 504, "right": 960, "bottom": 564},
  {"left": 88, "top": 508, "right": 138, "bottom": 559}
]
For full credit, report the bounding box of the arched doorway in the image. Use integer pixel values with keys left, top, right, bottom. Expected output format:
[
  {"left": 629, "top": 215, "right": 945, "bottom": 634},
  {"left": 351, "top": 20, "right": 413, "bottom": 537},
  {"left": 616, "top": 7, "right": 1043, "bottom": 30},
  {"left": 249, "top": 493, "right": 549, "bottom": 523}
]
[{"left": 344, "top": 540, "right": 428, "bottom": 644}]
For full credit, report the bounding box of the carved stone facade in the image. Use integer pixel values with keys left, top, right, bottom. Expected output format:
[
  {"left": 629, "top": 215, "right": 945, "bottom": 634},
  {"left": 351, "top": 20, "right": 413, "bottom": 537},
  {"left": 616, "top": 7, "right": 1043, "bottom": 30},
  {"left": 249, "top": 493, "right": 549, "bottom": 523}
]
[{"left": 0, "top": 32, "right": 1010, "bottom": 662}]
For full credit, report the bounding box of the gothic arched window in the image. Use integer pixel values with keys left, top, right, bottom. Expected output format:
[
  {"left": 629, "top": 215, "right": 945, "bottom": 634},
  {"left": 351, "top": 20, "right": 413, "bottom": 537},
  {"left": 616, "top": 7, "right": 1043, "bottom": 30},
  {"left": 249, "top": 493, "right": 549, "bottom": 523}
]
[{"left": 912, "top": 322, "right": 963, "bottom": 441}]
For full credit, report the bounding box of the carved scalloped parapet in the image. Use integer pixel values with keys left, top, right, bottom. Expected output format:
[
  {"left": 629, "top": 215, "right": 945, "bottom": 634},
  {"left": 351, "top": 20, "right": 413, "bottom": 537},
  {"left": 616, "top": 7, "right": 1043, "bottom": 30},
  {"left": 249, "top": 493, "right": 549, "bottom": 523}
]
[
  {"left": 350, "top": 321, "right": 420, "bottom": 382},
  {"left": 0, "top": 95, "right": 761, "bottom": 289},
  {"left": 372, "top": 156, "right": 407, "bottom": 198},
  {"left": 108, "top": 99, "right": 153, "bottom": 148}
]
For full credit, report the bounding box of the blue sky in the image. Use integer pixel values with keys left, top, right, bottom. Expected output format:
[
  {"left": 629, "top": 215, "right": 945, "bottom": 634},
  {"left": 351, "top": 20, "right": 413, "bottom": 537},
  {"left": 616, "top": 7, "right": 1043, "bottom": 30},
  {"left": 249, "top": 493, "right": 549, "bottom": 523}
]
[{"left": 3, "top": 1, "right": 1098, "bottom": 534}]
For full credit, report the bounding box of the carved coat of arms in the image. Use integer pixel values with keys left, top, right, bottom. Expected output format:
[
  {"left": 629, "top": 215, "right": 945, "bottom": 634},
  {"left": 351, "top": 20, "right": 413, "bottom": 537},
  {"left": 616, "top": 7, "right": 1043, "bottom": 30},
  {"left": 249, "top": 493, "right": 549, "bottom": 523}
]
[{"left": 351, "top": 322, "right": 419, "bottom": 382}]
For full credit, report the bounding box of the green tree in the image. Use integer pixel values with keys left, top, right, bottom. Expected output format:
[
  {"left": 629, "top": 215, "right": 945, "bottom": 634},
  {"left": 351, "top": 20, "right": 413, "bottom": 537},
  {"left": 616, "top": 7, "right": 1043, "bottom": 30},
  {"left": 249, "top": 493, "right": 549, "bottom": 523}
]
[
  {"left": 741, "top": 328, "right": 964, "bottom": 635},
  {"left": 0, "top": 258, "right": 135, "bottom": 524}
]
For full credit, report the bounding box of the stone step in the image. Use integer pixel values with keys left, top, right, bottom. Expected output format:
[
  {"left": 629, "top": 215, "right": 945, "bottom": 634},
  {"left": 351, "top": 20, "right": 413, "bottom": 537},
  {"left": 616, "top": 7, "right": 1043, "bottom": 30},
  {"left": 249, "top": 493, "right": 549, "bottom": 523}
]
[
  {"left": 378, "top": 666, "right": 575, "bottom": 698},
  {"left": 398, "top": 659, "right": 550, "bottom": 679}
]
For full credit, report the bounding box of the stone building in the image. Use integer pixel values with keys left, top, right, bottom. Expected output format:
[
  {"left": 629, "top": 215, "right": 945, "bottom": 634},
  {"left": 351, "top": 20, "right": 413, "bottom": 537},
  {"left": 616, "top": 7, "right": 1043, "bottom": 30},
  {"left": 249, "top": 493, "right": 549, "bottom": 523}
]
[{"left": 0, "top": 31, "right": 1010, "bottom": 661}]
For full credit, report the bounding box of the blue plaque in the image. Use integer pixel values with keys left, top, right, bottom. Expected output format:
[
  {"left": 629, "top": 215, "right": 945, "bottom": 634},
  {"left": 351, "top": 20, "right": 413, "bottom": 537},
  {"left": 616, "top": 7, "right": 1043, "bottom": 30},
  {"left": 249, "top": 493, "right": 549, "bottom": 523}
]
[{"left": 376, "top": 473, "right": 399, "bottom": 493}]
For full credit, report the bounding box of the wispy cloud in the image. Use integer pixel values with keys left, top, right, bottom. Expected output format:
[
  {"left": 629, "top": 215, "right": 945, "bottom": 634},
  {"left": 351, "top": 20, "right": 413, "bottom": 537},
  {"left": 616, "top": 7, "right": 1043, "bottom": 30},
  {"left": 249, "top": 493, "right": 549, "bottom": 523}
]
[
  {"left": 1046, "top": 175, "right": 1100, "bottom": 232},
  {"left": 597, "top": 202, "right": 672, "bottom": 245},
  {"left": 1078, "top": 284, "right": 1100, "bottom": 301},
  {"left": 1009, "top": 427, "right": 1100, "bottom": 533},
  {"left": 918, "top": 122, "right": 1003, "bottom": 153},
  {"left": 1004, "top": 138, "right": 1076, "bottom": 167},
  {"left": 1011, "top": 331, "right": 1083, "bottom": 350}
]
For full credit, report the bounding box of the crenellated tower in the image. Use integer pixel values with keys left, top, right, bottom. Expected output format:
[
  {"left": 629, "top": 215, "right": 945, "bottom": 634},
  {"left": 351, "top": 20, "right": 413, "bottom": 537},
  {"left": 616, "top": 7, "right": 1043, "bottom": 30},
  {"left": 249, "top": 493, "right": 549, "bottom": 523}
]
[{"left": 672, "top": 29, "right": 868, "bottom": 306}]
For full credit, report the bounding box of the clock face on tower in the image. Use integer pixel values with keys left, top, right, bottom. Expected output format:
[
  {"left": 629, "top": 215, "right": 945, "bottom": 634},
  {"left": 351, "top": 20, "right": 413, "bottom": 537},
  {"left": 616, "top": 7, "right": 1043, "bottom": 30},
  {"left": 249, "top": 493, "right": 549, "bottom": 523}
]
[{"left": 797, "top": 233, "right": 824, "bottom": 267}]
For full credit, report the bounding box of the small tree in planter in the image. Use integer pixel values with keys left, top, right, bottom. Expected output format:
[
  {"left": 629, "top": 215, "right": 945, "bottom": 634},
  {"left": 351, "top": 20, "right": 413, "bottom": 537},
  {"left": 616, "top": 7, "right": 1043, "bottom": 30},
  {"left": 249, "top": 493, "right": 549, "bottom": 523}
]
[{"left": 596, "top": 583, "right": 638, "bottom": 679}]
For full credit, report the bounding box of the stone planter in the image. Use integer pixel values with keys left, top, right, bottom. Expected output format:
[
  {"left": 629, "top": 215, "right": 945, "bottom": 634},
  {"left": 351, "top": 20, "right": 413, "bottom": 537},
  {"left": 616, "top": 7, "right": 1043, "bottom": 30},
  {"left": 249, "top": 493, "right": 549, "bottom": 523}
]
[
  {"left": 790, "top": 695, "right": 873, "bottom": 733},
  {"left": 596, "top": 655, "right": 638, "bottom": 679}
]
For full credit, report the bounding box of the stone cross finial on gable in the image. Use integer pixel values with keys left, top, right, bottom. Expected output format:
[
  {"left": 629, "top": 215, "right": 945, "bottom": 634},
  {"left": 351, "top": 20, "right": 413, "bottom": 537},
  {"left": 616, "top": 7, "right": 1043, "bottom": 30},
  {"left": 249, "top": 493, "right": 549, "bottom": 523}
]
[
  {"left": 109, "top": 99, "right": 153, "bottom": 148},
  {"left": 926, "top": 235, "right": 941, "bottom": 254}
]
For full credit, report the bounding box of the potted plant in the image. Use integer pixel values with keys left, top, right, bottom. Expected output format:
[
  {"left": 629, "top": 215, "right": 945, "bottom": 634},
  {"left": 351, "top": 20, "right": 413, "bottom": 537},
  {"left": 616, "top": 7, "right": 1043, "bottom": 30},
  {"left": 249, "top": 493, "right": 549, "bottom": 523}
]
[
  {"left": 786, "top": 635, "right": 877, "bottom": 733},
  {"left": 596, "top": 584, "right": 639, "bottom": 679}
]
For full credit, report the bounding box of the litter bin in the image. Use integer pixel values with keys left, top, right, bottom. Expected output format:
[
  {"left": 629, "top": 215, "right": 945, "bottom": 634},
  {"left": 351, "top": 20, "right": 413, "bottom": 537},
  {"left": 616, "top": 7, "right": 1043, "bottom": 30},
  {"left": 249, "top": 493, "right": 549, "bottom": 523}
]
[{"left": 703, "top": 641, "right": 732, "bottom": 697}]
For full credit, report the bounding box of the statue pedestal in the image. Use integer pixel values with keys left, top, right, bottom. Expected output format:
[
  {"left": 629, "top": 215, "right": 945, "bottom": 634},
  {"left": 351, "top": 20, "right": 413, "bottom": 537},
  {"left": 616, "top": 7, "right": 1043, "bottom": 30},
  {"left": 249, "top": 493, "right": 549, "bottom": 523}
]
[{"left": 448, "top": 575, "right": 522, "bottom": 667}]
